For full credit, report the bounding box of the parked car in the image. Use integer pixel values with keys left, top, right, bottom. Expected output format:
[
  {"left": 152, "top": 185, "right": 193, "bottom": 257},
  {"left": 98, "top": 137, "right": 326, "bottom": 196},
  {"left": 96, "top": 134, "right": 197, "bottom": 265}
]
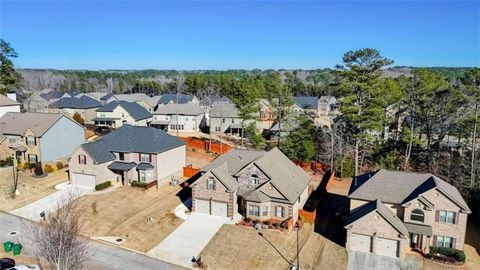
[
  {"left": 0, "top": 258, "right": 15, "bottom": 270},
  {"left": 8, "top": 265, "right": 40, "bottom": 270}
]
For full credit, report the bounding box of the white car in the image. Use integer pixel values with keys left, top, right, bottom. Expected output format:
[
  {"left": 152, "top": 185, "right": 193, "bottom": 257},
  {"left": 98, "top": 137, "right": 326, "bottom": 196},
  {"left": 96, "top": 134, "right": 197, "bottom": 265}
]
[{"left": 8, "top": 265, "right": 41, "bottom": 270}]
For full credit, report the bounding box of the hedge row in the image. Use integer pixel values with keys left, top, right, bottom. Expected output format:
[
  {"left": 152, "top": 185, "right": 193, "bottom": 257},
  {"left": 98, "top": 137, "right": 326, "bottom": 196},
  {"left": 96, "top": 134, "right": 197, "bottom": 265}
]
[
  {"left": 131, "top": 181, "right": 147, "bottom": 188},
  {"left": 95, "top": 181, "right": 111, "bottom": 191},
  {"left": 429, "top": 246, "right": 466, "bottom": 262}
]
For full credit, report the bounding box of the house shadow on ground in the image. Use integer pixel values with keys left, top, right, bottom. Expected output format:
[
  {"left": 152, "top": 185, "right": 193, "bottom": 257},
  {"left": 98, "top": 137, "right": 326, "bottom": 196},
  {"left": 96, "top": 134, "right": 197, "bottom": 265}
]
[
  {"left": 304, "top": 171, "right": 350, "bottom": 247},
  {"left": 176, "top": 173, "right": 202, "bottom": 209}
]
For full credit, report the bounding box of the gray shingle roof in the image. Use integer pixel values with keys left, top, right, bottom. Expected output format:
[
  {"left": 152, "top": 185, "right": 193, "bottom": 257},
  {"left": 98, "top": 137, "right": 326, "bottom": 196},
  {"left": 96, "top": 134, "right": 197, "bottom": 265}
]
[
  {"left": 209, "top": 101, "right": 239, "bottom": 118},
  {"left": 96, "top": 101, "right": 152, "bottom": 121},
  {"left": 40, "top": 91, "right": 65, "bottom": 101},
  {"left": 0, "top": 95, "right": 20, "bottom": 106},
  {"left": 199, "top": 96, "right": 230, "bottom": 107},
  {"left": 199, "top": 147, "right": 311, "bottom": 204},
  {"left": 0, "top": 112, "right": 82, "bottom": 137},
  {"left": 154, "top": 103, "right": 205, "bottom": 116},
  {"left": 81, "top": 125, "right": 185, "bottom": 164},
  {"left": 159, "top": 94, "right": 195, "bottom": 105},
  {"left": 137, "top": 162, "right": 154, "bottom": 170},
  {"left": 100, "top": 93, "right": 114, "bottom": 101},
  {"left": 49, "top": 96, "right": 102, "bottom": 109},
  {"left": 348, "top": 169, "right": 471, "bottom": 213},
  {"left": 294, "top": 96, "right": 318, "bottom": 109},
  {"left": 404, "top": 222, "right": 432, "bottom": 236},
  {"left": 344, "top": 199, "right": 409, "bottom": 237},
  {"left": 107, "top": 161, "right": 136, "bottom": 171}
]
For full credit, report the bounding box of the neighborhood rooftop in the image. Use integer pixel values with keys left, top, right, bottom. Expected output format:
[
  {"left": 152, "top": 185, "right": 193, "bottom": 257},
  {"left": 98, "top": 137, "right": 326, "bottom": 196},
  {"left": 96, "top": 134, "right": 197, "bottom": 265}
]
[
  {"left": 80, "top": 125, "right": 185, "bottom": 164},
  {"left": 49, "top": 95, "right": 102, "bottom": 109},
  {"left": 158, "top": 93, "right": 195, "bottom": 105},
  {"left": 0, "top": 112, "right": 74, "bottom": 138},
  {"left": 96, "top": 101, "right": 152, "bottom": 121},
  {"left": 209, "top": 101, "right": 239, "bottom": 118},
  {"left": 154, "top": 103, "right": 205, "bottom": 115},
  {"left": 294, "top": 96, "right": 318, "bottom": 109}
]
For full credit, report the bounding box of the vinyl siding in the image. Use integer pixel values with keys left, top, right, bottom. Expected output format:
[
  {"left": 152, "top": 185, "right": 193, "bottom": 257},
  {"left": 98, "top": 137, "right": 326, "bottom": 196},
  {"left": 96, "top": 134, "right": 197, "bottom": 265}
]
[{"left": 40, "top": 116, "right": 85, "bottom": 162}]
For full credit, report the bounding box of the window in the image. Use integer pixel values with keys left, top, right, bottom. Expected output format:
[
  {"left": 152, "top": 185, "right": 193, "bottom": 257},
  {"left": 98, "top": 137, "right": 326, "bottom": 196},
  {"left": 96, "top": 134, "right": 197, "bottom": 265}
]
[
  {"left": 439, "top": 210, "right": 455, "bottom": 224},
  {"left": 250, "top": 174, "right": 259, "bottom": 185},
  {"left": 207, "top": 177, "right": 216, "bottom": 190},
  {"left": 78, "top": 155, "right": 86, "bottom": 164},
  {"left": 249, "top": 205, "right": 260, "bottom": 216},
  {"left": 8, "top": 137, "right": 15, "bottom": 144},
  {"left": 119, "top": 153, "right": 125, "bottom": 161},
  {"left": 222, "top": 118, "right": 225, "bottom": 123},
  {"left": 262, "top": 205, "right": 269, "bottom": 216},
  {"left": 411, "top": 209, "right": 425, "bottom": 222},
  {"left": 28, "top": 154, "right": 37, "bottom": 164},
  {"left": 436, "top": 236, "right": 453, "bottom": 248},
  {"left": 27, "top": 136, "right": 35, "bottom": 145},
  {"left": 139, "top": 170, "right": 152, "bottom": 182},
  {"left": 140, "top": 153, "right": 151, "bottom": 163},
  {"left": 275, "top": 206, "right": 284, "bottom": 218}
]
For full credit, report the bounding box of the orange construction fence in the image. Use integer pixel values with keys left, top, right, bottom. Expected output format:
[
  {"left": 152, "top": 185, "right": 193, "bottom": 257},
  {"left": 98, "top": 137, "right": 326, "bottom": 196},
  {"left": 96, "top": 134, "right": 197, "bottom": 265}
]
[
  {"left": 183, "top": 165, "right": 200, "bottom": 178},
  {"left": 299, "top": 209, "right": 316, "bottom": 224},
  {"left": 180, "top": 137, "right": 231, "bottom": 154}
]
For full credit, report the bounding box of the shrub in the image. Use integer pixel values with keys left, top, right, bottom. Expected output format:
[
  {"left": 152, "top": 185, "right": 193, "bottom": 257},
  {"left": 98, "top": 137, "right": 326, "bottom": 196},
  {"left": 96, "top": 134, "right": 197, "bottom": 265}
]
[
  {"left": 273, "top": 222, "right": 281, "bottom": 228},
  {"left": 263, "top": 220, "right": 270, "bottom": 225},
  {"left": 34, "top": 163, "right": 44, "bottom": 176},
  {"left": 44, "top": 164, "right": 54, "bottom": 173},
  {"left": 244, "top": 217, "right": 251, "bottom": 223},
  {"left": 24, "top": 162, "right": 31, "bottom": 170},
  {"left": 253, "top": 219, "right": 260, "bottom": 224},
  {"left": 131, "top": 181, "right": 147, "bottom": 188},
  {"left": 56, "top": 162, "right": 64, "bottom": 170},
  {"left": 429, "top": 246, "right": 466, "bottom": 262},
  {"left": 95, "top": 181, "right": 111, "bottom": 191}
]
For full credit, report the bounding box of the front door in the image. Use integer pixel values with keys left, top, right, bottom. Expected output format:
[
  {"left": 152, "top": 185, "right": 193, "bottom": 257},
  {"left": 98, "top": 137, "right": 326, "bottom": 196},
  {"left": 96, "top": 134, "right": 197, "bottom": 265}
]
[{"left": 410, "top": 233, "right": 422, "bottom": 250}]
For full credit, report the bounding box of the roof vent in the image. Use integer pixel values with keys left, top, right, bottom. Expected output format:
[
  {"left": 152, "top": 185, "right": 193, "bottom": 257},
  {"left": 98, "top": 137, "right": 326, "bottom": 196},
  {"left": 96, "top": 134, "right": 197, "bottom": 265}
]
[{"left": 238, "top": 155, "right": 243, "bottom": 160}]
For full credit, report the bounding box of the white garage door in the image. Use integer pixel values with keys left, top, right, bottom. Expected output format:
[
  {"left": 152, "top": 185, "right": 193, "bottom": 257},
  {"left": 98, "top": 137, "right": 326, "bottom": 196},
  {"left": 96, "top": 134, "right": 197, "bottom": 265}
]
[
  {"left": 71, "top": 173, "right": 95, "bottom": 189},
  {"left": 195, "top": 199, "right": 210, "bottom": 214},
  {"left": 350, "top": 233, "right": 372, "bottom": 253},
  {"left": 212, "top": 201, "right": 228, "bottom": 217},
  {"left": 376, "top": 238, "right": 399, "bottom": 257}
]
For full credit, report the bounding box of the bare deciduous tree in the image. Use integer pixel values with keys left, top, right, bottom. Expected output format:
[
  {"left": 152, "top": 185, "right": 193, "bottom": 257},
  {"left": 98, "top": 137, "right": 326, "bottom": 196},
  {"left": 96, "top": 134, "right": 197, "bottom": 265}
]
[{"left": 25, "top": 190, "right": 89, "bottom": 270}]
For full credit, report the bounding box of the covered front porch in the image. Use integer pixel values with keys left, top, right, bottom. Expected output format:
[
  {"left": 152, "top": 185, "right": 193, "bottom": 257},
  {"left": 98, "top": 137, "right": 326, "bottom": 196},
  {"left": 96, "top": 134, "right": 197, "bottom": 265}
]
[
  {"left": 107, "top": 161, "right": 157, "bottom": 186},
  {"left": 150, "top": 120, "right": 170, "bottom": 131},
  {"left": 93, "top": 117, "right": 120, "bottom": 132},
  {"left": 405, "top": 222, "right": 432, "bottom": 254}
]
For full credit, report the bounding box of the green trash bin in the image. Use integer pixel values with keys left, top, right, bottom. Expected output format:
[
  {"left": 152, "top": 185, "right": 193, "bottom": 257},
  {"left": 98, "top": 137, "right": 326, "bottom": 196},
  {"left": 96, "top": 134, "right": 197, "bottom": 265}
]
[
  {"left": 12, "top": 243, "right": 22, "bottom": 256},
  {"left": 3, "top": 241, "right": 13, "bottom": 252}
]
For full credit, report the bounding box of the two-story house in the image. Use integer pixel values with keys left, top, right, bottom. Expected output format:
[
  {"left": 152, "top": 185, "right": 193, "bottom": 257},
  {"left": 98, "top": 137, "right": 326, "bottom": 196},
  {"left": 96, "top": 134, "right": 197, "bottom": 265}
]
[
  {"left": 93, "top": 101, "right": 152, "bottom": 131},
  {"left": 68, "top": 125, "right": 186, "bottom": 189},
  {"left": 48, "top": 95, "right": 102, "bottom": 124},
  {"left": 344, "top": 170, "right": 471, "bottom": 259},
  {"left": 158, "top": 94, "right": 199, "bottom": 106},
  {"left": 151, "top": 103, "right": 205, "bottom": 132},
  {"left": 209, "top": 101, "right": 246, "bottom": 136},
  {"left": 318, "top": 96, "right": 338, "bottom": 115},
  {"left": 292, "top": 96, "right": 320, "bottom": 116},
  {"left": 0, "top": 112, "right": 85, "bottom": 163},
  {"left": 0, "top": 94, "right": 21, "bottom": 118},
  {"left": 191, "top": 148, "right": 311, "bottom": 222}
]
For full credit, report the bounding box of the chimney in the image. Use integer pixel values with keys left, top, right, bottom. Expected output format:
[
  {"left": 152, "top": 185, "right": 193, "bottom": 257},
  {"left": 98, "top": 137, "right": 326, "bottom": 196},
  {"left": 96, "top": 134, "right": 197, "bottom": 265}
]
[{"left": 6, "top": 92, "right": 17, "bottom": 102}]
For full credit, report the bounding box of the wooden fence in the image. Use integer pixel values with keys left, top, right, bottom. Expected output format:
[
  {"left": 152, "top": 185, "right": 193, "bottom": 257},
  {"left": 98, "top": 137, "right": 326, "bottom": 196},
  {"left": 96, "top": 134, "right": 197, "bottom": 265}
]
[{"left": 180, "top": 137, "right": 231, "bottom": 154}]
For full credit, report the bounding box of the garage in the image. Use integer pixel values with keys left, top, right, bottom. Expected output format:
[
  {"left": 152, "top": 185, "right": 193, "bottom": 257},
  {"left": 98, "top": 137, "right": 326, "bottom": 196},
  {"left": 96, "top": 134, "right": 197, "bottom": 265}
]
[
  {"left": 350, "top": 233, "right": 372, "bottom": 253},
  {"left": 212, "top": 201, "right": 228, "bottom": 217},
  {"left": 70, "top": 173, "right": 95, "bottom": 189},
  {"left": 195, "top": 199, "right": 210, "bottom": 214},
  {"left": 375, "top": 238, "right": 399, "bottom": 257}
]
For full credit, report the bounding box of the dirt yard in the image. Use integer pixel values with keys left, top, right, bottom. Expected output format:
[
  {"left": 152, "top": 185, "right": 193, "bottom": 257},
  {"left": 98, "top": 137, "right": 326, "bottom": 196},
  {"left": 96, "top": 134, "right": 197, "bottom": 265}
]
[
  {"left": 186, "top": 147, "right": 217, "bottom": 169},
  {"left": 77, "top": 184, "right": 186, "bottom": 252},
  {"left": 0, "top": 168, "right": 68, "bottom": 211}
]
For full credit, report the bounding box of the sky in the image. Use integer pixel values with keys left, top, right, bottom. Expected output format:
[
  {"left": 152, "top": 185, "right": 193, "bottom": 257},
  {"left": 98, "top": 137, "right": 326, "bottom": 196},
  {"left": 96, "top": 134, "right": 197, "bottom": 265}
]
[{"left": 0, "top": 0, "right": 479, "bottom": 70}]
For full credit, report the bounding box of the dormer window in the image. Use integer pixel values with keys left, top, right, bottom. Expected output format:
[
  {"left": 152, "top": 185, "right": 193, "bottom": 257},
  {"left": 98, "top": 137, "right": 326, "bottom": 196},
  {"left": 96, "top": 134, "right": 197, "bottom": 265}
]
[
  {"left": 410, "top": 209, "right": 425, "bottom": 222},
  {"left": 250, "top": 174, "right": 259, "bottom": 185},
  {"left": 119, "top": 153, "right": 125, "bottom": 161},
  {"left": 207, "top": 177, "right": 216, "bottom": 190}
]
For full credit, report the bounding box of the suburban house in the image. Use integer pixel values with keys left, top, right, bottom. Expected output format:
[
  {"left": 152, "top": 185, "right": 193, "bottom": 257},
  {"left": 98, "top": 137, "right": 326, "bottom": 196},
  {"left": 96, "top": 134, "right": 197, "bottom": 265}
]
[
  {"left": 209, "top": 101, "right": 244, "bottom": 135},
  {"left": 318, "top": 96, "right": 338, "bottom": 115},
  {"left": 76, "top": 92, "right": 109, "bottom": 102},
  {"left": 0, "top": 112, "right": 85, "bottom": 163},
  {"left": 151, "top": 103, "right": 205, "bottom": 132},
  {"left": 344, "top": 169, "right": 471, "bottom": 259},
  {"left": 292, "top": 96, "right": 320, "bottom": 116},
  {"left": 93, "top": 101, "right": 152, "bottom": 131},
  {"left": 48, "top": 95, "right": 102, "bottom": 123},
  {"left": 99, "top": 93, "right": 159, "bottom": 112},
  {"left": 23, "top": 90, "right": 68, "bottom": 112},
  {"left": 0, "top": 94, "right": 21, "bottom": 118},
  {"left": 68, "top": 125, "right": 186, "bottom": 189},
  {"left": 191, "top": 148, "right": 311, "bottom": 222},
  {"left": 158, "top": 94, "right": 199, "bottom": 105},
  {"left": 258, "top": 99, "right": 275, "bottom": 123}
]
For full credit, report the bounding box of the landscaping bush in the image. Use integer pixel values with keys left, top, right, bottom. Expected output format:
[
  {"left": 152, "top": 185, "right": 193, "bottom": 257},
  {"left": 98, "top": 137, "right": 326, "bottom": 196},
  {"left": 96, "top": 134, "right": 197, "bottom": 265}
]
[
  {"left": 44, "top": 164, "right": 54, "bottom": 173},
  {"left": 56, "top": 162, "right": 64, "bottom": 169},
  {"left": 23, "top": 162, "right": 31, "bottom": 170},
  {"left": 95, "top": 181, "right": 111, "bottom": 191},
  {"left": 0, "top": 157, "right": 13, "bottom": 167},
  {"left": 244, "top": 217, "right": 251, "bottom": 223},
  {"left": 131, "top": 181, "right": 147, "bottom": 188},
  {"left": 34, "top": 163, "right": 44, "bottom": 176},
  {"left": 263, "top": 220, "right": 270, "bottom": 225},
  {"left": 429, "top": 246, "right": 466, "bottom": 262},
  {"left": 253, "top": 219, "right": 260, "bottom": 225}
]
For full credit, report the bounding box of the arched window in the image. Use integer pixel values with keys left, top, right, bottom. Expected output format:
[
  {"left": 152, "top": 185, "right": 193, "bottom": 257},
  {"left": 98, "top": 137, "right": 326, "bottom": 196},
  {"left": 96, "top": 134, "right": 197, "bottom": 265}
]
[
  {"left": 250, "top": 174, "right": 259, "bottom": 185},
  {"left": 411, "top": 209, "right": 425, "bottom": 222}
]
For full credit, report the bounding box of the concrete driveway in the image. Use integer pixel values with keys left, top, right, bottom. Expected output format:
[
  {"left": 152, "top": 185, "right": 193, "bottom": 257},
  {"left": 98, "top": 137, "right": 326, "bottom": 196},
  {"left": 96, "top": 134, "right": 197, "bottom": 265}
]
[
  {"left": 347, "top": 251, "right": 400, "bottom": 270},
  {"left": 147, "top": 213, "right": 239, "bottom": 269},
  {"left": 9, "top": 182, "right": 93, "bottom": 221}
]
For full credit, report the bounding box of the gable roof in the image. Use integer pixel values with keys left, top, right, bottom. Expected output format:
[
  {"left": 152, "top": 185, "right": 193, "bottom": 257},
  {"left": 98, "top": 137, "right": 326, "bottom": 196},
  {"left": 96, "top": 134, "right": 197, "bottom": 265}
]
[
  {"left": 113, "top": 93, "right": 151, "bottom": 103},
  {"left": 294, "top": 96, "right": 318, "bottom": 109},
  {"left": 199, "top": 96, "right": 230, "bottom": 107},
  {"left": 100, "top": 93, "right": 114, "bottom": 101},
  {"left": 0, "top": 95, "right": 20, "bottom": 106},
  {"left": 319, "top": 96, "right": 336, "bottom": 103},
  {"left": 0, "top": 112, "right": 82, "bottom": 137},
  {"left": 349, "top": 169, "right": 471, "bottom": 213},
  {"left": 154, "top": 103, "right": 205, "bottom": 116},
  {"left": 40, "top": 91, "right": 65, "bottom": 101},
  {"left": 159, "top": 94, "right": 195, "bottom": 105},
  {"left": 49, "top": 95, "right": 102, "bottom": 109},
  {"left": 80, "top": 125, "right": 185, "bottom": 164},
  {"left": 96, "top": 101, "right": 152, "bottom": 121},
  {"left": 209, "top": 101, "right": 239, "bottom": 118},
  {"left": 199, "top": 147, "right": 311, "bottom": 203},
  {"left": 344, "top": 199, "right": 409, "bottom": 237}
]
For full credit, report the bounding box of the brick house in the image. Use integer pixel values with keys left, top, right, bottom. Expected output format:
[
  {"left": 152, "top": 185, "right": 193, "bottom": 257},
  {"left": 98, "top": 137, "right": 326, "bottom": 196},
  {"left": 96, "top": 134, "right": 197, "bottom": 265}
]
[
  {"left": 191, "top": 148, "right": 311, "bottom": 223},
  {"left": 344, "top": 170, "right": 471, "bottom": 259},
  {"left": 68, "top": 125, "right": 186, "bottom": 189}
]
